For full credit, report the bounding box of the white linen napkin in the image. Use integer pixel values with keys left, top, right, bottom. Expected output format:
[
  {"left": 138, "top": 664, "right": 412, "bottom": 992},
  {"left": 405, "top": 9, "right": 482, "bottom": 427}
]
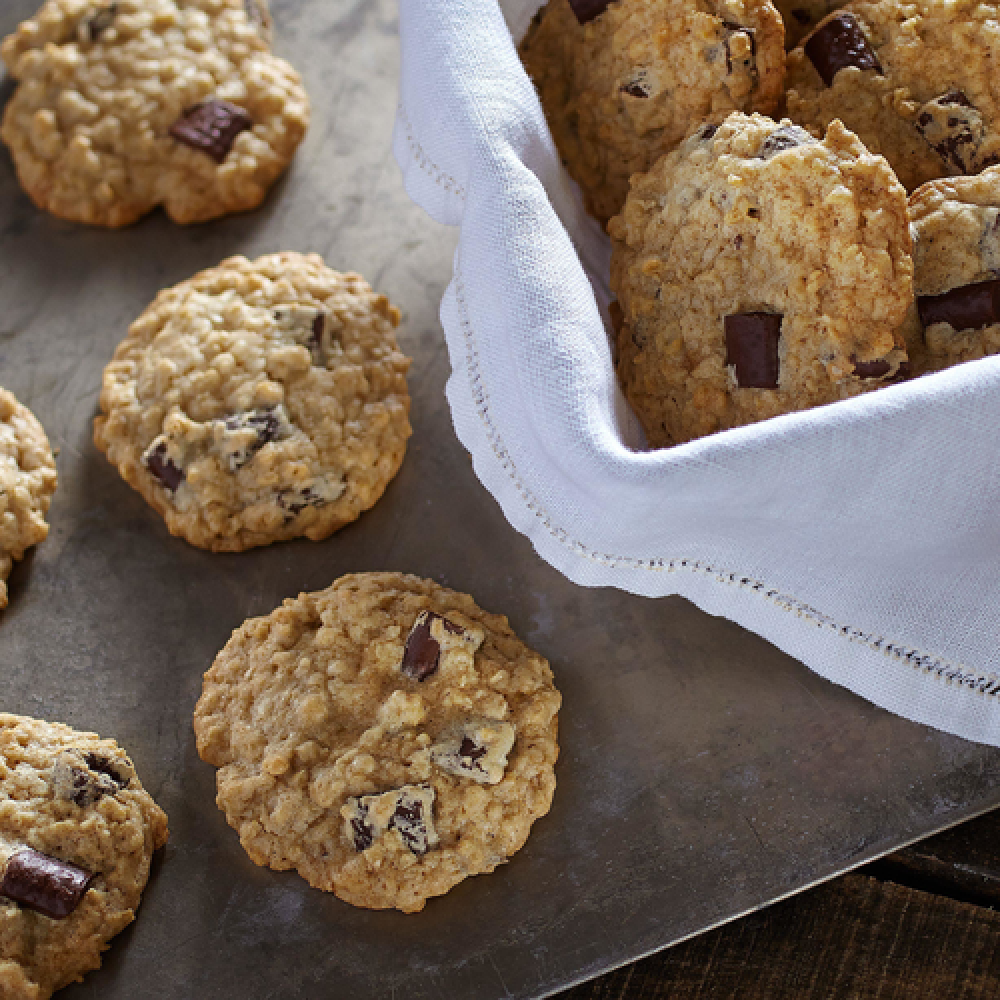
[{"left": 393, "top": 0, "right": 1000, "bottom": 746}]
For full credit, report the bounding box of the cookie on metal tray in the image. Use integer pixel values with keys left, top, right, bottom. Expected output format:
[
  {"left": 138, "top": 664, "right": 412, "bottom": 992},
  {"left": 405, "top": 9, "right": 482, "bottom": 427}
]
[
  {"left": 0, "top": 389, "right": 57, "bottom": 610},
  {"left": 93, "top": 253, "right": 412, "bottom": 552},
  {"left": 0, "top": 713, "right": 168, "bottom": 1000},
  {"left": 518, "top": 0, "right": 785, "bottom": 224},
  {"left": 0, "top": 0, "right": 309, "bottom": 227},
  {"left": 609, "top": 113, "right": 913, "bottom": 447},
  {"left": 901, "top": 166, "right": 1000, "bottom": 375},
  {"left": 786, "top": 0, "right": 1000, "bottom": 192},
  {"left": 193, "top": 572, "right": 561, "bottom": 913}
]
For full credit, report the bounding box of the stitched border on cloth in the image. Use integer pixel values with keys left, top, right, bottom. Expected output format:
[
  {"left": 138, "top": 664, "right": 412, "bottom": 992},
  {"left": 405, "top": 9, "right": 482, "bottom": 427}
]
[
  {"left": 397, "top": 103, "right": 467, "bottom": 200},
  {"left": 452, "top": 265, "right": 1000, "bottom": 700}
]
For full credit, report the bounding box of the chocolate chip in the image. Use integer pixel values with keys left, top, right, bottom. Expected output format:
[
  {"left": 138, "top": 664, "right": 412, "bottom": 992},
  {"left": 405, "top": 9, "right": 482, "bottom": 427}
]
[
  {"left": 804, "top": 13, "right": 882, "bottom": 87},
  {"left": 723, "top": 22, "right": 756, "bottom": 80},
  {"left": 759, "top": 125, "right": 816, "bottom": 159},
  {"left": 144, "top": 441, "right": 184, "bottom": 492},
  {"left": 350, "top": 815, "right": 374, "bottom": 852},
  {"left": 311, "top": 313, "right": 325, "bottom": 350},
  {"left": 169, "top": 100, "right": 253, "bottom": 163},
  {"left": 567, "top": 0, "right": 611, "bottom": 24},
  {"left": 79, "top": 2, "right": 117, "bottom": 42},
  {"left": 852, "top": 359, "right": 891, "bottom": 379},
  {"left": 83, "top": 753, "right": 129, "bottom": 789},
  {"left": 401, "top": 612, "right": 440, "bottom": 682},
  {"left": 278, "top": 485, "right": 329, "bottom": 517},
  {"left": 747, "top": 207, "right": 760, "bottom": 218},
  {"left": 389, "top": 796, "right": 433, "bottom": 855},
  {"left": 459, "top": 737, "right": 488, "bottom": 762},
  {"left": 725, "top": 313, "right": 782, "bottom": 388},
  {"left": 221, "top": 408, "right": 287, "bottom": 469},
  {"left": 698, "top": 124, "right": 719, "bottom": 141},
  {"left": 622, "top": 80, "right": 650, "bottom": 98},
  {"left": 918, "top": 279, "right": 1000, "bottom": 332},
  {"left": 915, "top": 91, "right": 984, "bottom": 173},
  {"left": 1, "top": 849, "right": 94, "bottom": 920}
]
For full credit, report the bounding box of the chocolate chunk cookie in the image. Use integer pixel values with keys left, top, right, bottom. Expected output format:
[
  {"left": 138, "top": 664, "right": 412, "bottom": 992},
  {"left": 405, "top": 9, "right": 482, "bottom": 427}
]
[
  {"left": 772, "top": 0, "right": 847, "bottom": 48},
  {"left": 193, "top": 572, "right": 561, "bottom": 913},
  {"left": 609, "top": 113, "right": 913, "bottom": 446},
  {"left": 0, "top": 390, "right": 57, "bottom": 610},
  {"left": 93, "top": 253, "right": 412, "bottom": 552},
  {"left": 0, "top": 0, "right": 309, "bottom": 227},
  {"left": 518, "top": 0, "right": 785, "bottom": 223},
  {"left": 786, "top": 1, "right": 1000, "bottom": 192},
  {"left": 0, "top": 713, "right": 167, "bottom": 999},
  {"left": 900, "top": 166, "right": 1000, "bottom": 375}
]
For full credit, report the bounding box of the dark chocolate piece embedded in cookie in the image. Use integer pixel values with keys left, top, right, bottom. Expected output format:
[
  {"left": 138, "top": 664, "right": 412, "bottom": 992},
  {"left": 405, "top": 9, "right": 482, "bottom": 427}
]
[
  {"left": 142, "top": 440, "right": 184, "bottom": 492},
  {"left": 52, "top": 749, "right": 131, "bottom": 808},
  {"left": 1, "top": 848, "right": 94, "bottom": 920},
  {"left": 916, "top": 91, "right": 985, "bottom": 174},
  {"left": 758, "top": 124, "right": 815, "bottom": 159},
  {"left": 343, "top": 786, "right": 439, "bottom": 856},
  {"left": 431, "top": 720, "right": 517, "bottom": 784},
  {"left": 803, "top": 12, "right": 881, "bottom": 86},
  {"left": 725, "top": 313, "right": 782, "bottom": 388},
  {"left": 918, "top": 279, "right": 1000, "bottom": 332},
  {"left": 401, "top": 611, "right": 483, "bottom": 682},
  {"left": 169, "top": 99, "right": 254, "bottom": 162},
  {"left": 567, "top": 0, "right": 611, "bottom": 24}
]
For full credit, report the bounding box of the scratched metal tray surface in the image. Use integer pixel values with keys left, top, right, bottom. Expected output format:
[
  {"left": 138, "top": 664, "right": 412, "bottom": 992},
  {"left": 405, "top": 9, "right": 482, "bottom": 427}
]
[{"left": 2, "top": 0, "right": 1000, "bottom": 997}]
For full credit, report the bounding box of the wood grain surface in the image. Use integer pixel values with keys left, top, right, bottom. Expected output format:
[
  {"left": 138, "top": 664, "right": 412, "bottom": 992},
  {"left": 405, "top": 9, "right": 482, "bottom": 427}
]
[{"left": 560, "top": 810, "right": 1000, "bottom": 999}]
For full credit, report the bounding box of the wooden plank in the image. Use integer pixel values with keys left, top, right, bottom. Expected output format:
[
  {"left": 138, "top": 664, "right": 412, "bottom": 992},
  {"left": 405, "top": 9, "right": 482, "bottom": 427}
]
[
  {"left": 873, "top": 808, "right": 1000, "bottom": 907},
  {"left": 559, "top": 873, "right": 1000, "bottom": 999}
]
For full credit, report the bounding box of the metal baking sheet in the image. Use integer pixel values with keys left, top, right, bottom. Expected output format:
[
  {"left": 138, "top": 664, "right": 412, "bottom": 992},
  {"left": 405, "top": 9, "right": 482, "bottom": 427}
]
[{"left": 2, "top": 1, "right": 1000, "bottom": 997}]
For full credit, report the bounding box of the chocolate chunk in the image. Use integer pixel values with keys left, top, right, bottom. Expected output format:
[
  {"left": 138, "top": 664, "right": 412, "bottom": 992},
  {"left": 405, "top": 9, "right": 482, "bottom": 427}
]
[
  {"left": 759, "top": 125, "right": 815, "bottom": 159},
  {"left": 622, "top": 80, "right": 650, "bottom": 98},
  {"left": 79, "top": 2, "right": 117, "bottom": 42},
  {"left": 852, "top": 359, "right": 891, "bottom": 379},
  {"left": 389, "top": 793, "right": 434, "bottom": 855},
  {"left": 918, "top": 279, "right": 1000, "bottom": 332},
  {"left": 311, "top": 313, "right": 325, "bottom": 351},
  {"left": 169, "top": 100, "right": 253, "bottom": 163},
  {"left": 459, "top": 736, "right": 488, "bottom": 761},
  {"left": 567, "top": 0, "right": 610, "bottom": 24},
  {"left": 697, "top": 124, "right": 719, "bottom": 141},
  {"left": 349, "top": 815, "right": 374, "bottom": 852},
  {"left": 401, "top": 612, "right": 440, "bottom": 681},
  {"left": 725, "top": 313, "right": 782, "bottom": 388},
  {"left": 220, "top": 407, "right": 290, "bottom": 470},
  {"left": 1, "top": 849, "right": 94, "bottom": 920},
  {"left": 915, "top": 91, "right": 984, "bottom": 173},
  {"left": 83, "top": 753, "right": 129, "bottom": 789},
  {"left": 804, "top": 13, "right": 882, "bottom": 87},
  {"left": 723, "top": 22, "right": 757, "bottom": 80},
  {"left": 144, "top": 441, "right": 184, "bottom": 492},
  {"left": 277, "top": 479, "right": 342, "bottom": 518}
]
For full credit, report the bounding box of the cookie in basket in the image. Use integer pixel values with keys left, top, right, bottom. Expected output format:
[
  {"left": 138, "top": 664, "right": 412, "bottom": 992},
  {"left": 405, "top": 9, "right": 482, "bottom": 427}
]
[
  {"left": 518, "top": 0, "right": 785, "bottom": 224},
  {"left": 900, "top": 167, "right": 1000, "bottom": 376},
  {"left": 193, "top": 572, "right": 561, "bottom": 913},
  {"left": 609, "top": 113, "right": 913, "bottom": 447},
  {"left": 0, "top": 389, "right": 57, "bottom": 610},
  {"left": 93, "top": 253, "right": 412, "bottom": 552},
  {"left": 0, "top": 0, "right": 309, "bottom": 227},
  {"left": 0, "top": 713, "right": 168, "bottom": 1000},
  {"left": 786, "top": 0, "right": 1000, "bottom": 192}
]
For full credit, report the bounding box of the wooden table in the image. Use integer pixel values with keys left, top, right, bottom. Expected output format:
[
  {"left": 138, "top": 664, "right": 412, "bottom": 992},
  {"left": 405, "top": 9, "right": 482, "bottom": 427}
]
[{"left": 559, "top": 809, "right": 1000, "bottom": 999}]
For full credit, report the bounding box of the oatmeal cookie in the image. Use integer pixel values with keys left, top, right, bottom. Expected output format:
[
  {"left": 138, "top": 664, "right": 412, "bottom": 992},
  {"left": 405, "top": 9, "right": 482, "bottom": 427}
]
[
  {"left": 0, "top": 390, "right": 57, "bottom": 610},
  {"left": 901, "top": 167, "right": 1000, "bottom": 375},
  {"left": 609, "top": 113, "right": 913, "bottom": 447},
  {"left": 0, "top": 0, "right": 309, "bottom": 227},
  {"left": 786, "top": 1, "right": 1000, "bottom": 192},
  {"left": 193, "top": 572, "right": 561, "bottom": 913},
  {"left": 93, "top": 253, "right": 412, "bottom": 552},
  {"left": 0, "top": 713, "right": 167, "bottom": 1000},
  {"left": 519, "top": 0, "right": 785, "bottom": 224}
]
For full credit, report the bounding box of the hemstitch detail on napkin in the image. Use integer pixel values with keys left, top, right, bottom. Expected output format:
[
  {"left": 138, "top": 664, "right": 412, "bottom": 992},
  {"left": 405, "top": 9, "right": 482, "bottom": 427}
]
[
  {"left": 452, "top": 267, "right": 1000, "bottom": 700},
  {"left": 396, "top": 103, "right": 467, "bottom": 200}
]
